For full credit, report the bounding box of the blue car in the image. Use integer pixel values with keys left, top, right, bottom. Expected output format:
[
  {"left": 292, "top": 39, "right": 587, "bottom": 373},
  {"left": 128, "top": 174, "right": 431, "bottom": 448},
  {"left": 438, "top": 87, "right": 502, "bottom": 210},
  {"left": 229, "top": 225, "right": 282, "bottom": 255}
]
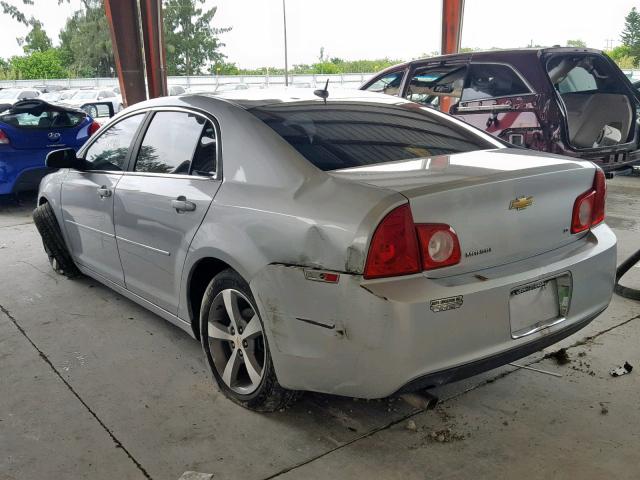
[{"left": 0, "top": 100, "right": 100, "bottom": 195}]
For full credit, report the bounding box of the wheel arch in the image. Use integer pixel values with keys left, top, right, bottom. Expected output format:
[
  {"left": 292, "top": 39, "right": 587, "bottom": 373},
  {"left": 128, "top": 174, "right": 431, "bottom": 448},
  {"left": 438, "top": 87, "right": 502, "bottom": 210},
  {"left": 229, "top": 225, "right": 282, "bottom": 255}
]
[{"left": 185, "top": 255, "right": 237, "bottom": 340}]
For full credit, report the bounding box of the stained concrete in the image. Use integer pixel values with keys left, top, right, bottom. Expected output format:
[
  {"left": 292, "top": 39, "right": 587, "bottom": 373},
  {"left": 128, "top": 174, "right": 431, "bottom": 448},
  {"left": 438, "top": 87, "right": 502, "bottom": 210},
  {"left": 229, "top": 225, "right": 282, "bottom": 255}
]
[{"left": 1, "top": 177, "right": 639, "bottom": 480}]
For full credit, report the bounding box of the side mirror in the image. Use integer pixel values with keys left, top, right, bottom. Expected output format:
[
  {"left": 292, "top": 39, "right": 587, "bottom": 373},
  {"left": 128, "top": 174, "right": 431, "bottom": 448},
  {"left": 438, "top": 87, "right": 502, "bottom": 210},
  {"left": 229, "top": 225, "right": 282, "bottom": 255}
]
[{"left": 46, "top": 148, "right": 84, "bottom": 170}]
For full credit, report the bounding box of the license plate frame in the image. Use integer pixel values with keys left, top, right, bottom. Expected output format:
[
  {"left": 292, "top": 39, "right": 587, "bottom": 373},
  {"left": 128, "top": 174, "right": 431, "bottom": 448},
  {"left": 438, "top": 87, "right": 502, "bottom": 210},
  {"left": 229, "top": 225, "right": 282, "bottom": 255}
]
[{"left": 509, "top": 273, "right": 572, "bottom": 339}]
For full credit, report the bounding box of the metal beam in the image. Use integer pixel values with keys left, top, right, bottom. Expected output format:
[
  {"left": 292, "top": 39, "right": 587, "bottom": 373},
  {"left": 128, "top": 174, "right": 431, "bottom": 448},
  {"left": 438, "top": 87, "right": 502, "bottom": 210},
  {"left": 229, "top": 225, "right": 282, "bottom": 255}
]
[
  {"left": 441, "top": 0, "right": 465, "bottom": 55},
  {"left": 104, "top": 0, "right": 147, "bottom": 106},
  {"left": 140, "top": 0, "right": 168, "bottom": 98},
  {"left": 440, "top": 0, "right": 465, "bottom": 113}
]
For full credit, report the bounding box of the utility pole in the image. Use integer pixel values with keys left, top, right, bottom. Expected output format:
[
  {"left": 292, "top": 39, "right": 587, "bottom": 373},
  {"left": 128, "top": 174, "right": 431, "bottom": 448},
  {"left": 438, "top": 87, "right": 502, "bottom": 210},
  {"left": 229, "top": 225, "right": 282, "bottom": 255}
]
[{"left": 282, "top": 0, "right": 289, "bottom": 86}]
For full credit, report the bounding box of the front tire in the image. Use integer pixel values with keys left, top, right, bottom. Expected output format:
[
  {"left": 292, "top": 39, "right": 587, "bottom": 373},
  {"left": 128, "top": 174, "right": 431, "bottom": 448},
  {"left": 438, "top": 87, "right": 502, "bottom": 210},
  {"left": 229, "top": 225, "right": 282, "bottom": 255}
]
[
  {"left": 32, "top": 202, "right": 80, "bottom": 278},
  {"left": 200, "top": 269, "right": 298, "bottom": 412}
]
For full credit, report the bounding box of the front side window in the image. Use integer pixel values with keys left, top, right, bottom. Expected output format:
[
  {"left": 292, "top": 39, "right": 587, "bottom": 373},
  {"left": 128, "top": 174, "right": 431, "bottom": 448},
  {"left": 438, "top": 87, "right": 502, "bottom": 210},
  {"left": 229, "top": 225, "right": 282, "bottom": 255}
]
[
  {"left": 134, "top": 111, "right": 212, "bottom": 175},
  {"left": 250, "top": 102, "right": 497, "bottom": 171},
  {"left": 461, "top": 64, "right": 531, "bottom": 102},
  {"left": 83, "top": 114, "right": 144, "bottom": 171},
  {"left": 406, "top": 65, "right": 467, "bottom": 107},
  {"left": 364, "top": 71, "right": 405, "bottom": 96}
]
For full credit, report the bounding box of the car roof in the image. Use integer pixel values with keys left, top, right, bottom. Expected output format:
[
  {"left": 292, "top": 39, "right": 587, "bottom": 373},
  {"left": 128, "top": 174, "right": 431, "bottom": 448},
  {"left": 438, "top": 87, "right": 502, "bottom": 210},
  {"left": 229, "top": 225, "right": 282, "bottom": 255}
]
[
  {"left": 129, "top": 87, "right": 412, "bottom": 111},
  {"left": 373, "top": 46, "right": 606, "bottom": 75}
]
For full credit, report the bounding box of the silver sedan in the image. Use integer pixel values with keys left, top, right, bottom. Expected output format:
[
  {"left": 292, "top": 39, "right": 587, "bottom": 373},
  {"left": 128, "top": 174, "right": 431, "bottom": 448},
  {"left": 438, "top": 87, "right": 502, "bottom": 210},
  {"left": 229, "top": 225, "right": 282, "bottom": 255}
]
[{"left": 34, "top": 89, "right": 616, "bottom": 411}]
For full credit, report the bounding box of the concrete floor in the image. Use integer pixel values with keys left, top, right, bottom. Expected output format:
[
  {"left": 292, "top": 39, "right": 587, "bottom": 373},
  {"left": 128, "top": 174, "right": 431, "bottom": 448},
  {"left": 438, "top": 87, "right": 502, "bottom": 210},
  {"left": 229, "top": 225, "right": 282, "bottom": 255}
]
[{"left": 1, "top": 177, "right": 639, "bottom": 480}]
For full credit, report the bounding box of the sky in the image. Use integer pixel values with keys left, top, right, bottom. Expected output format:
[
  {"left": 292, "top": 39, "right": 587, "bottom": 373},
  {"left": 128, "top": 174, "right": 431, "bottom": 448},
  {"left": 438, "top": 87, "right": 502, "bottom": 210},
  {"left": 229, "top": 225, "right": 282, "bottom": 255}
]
[{"left": 0, "top": 0, "right": 637, "bottom": 69}]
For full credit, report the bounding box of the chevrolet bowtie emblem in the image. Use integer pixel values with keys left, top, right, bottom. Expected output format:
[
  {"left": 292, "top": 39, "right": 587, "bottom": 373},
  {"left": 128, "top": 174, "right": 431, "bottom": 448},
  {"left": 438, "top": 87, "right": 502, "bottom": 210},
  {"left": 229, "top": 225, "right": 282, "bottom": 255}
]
[{"left": 509, "top": 196, "right": 534, "bottom": 211}]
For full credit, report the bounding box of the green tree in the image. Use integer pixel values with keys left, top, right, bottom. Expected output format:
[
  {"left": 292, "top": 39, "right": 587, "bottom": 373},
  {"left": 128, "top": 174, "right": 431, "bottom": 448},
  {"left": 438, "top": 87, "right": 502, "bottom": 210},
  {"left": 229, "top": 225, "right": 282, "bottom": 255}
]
[
  {"left": 566, "top": 39, "right": 586, "bottom": 48},
  {"left": 163, "top": 0, "right": 230, "bottom": 76},
  {"left": 621, "top": 7, "right": 640, "bottom": 58},
  {"left": 10, "top": 48, "right": 67, "bottom": 79},
  {"left": 58, "top": 0, "right": 114, "bottom": 77},
  {"left": 22, "top": 19, "right": 52, "bottom": 53}
]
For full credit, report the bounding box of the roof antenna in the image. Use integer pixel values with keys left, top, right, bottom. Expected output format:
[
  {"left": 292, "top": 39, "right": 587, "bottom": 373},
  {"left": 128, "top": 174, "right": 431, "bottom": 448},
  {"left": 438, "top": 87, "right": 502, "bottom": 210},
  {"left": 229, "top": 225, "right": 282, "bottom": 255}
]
[{"left": 314, "top": 79, "right": 329, "bottom": 104}]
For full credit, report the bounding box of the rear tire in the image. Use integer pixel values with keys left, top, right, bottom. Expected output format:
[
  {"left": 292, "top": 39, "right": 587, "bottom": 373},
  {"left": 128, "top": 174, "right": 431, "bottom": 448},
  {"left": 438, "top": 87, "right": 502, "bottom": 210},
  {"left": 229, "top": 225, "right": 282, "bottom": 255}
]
[
  {"left": 200, "top": 269, "right": 299, "bottom": 412},
  {"left": 32, "top": 202, "right": 80, "bottom": 278}
]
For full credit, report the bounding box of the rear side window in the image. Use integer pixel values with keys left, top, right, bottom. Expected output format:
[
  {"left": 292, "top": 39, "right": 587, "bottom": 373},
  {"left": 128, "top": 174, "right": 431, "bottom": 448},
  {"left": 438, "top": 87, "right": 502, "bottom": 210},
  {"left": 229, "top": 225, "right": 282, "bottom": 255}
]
[
  {"left": 134, "top": 111, "right": 215, "bottom": 175},
  {"left": 83, "top": 113, "right": 144, "bottom": 171},
  {"left": 250, "top": 102, "right": 496, "bottom": 171},
  {"left": 0, "top": 108, "right": 85, "bottom": 129},
  {"left": 364, "top": 71, "right": 405, "bottom": 96},
  {"left": 461, "top": 64, "right": 531, "bottom": 101}
]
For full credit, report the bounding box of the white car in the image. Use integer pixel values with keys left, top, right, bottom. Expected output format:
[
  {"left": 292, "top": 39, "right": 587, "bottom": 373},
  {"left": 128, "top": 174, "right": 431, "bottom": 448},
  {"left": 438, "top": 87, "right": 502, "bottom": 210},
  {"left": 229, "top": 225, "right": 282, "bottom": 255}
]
[
  {"left": 0, "top": 88, "right": 41, "bottom": 108},
  {"left": 64, "top": 89, "right": 123, "bottom": 114}
]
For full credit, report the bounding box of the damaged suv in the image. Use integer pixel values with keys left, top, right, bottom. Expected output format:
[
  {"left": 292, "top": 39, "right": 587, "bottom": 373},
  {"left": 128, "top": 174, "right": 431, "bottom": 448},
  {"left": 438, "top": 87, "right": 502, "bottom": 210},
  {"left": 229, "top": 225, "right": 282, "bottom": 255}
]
[{"left": 363, "top": 48, "right": 640, "bottom": 172}]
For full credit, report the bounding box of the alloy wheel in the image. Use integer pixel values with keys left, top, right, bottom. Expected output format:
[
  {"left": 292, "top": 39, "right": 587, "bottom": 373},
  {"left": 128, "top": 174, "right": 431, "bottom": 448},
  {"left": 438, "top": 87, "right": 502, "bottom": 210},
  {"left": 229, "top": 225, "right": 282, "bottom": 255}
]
[{"left": 207, "top": 289, "right": 266, "bottom": 395}]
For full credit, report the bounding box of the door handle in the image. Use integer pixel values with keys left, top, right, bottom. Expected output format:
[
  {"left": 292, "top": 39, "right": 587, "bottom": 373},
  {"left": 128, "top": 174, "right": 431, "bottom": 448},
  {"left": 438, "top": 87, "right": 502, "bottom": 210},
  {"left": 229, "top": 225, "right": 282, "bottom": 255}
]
[
  {"left": 171, "top": 196, "right": 196, "bottom": 213},
  {"left": 97, "top": 186, "right": 112, "bottom": 198}
]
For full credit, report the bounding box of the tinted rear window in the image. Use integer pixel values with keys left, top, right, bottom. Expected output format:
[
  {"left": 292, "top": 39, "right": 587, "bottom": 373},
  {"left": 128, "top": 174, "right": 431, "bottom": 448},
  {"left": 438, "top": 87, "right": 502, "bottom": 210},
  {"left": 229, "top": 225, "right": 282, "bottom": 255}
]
[
  {"left": 250, "top": 102, "right": 496, "bottom": 171},
  {"left": 0, "top": 108, "right": 86, "bottom": 129}
]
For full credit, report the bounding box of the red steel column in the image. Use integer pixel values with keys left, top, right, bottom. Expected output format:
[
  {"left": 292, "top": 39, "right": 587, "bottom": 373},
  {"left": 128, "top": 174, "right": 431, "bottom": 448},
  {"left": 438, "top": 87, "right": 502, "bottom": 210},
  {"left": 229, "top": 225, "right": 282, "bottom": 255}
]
[
  {"left": 440, "top": 0, "right": 464, "bottom": 113},
  {"left": 140, "top": 0, "right": 168, "bottom": 98},
  {"left": 104, "top": 0, "right": 148, "bottom": 106}
]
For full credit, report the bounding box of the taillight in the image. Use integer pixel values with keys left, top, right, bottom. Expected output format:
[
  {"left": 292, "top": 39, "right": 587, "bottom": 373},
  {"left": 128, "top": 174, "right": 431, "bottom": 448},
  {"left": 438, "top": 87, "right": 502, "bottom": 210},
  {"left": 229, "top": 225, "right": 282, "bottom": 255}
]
[
  {"left": 416, "top": 224, "right": 461, "bottom": 270},
  {"left": 571, "top": 168, "right": 606, "bottom": 234},
  {"left": 592, "top": 168, "right": 606, "bottom": 226},
  {"left": 363, "top": 204, "right": 461, "bottom": 279},
  {"left": 88, "top": 121, "right": 101, "bottom": 136},
  {"left": 0, "top": 128, "right": 9, "bottom": 145},
  {"left": 363, "top": 204, "right": 421, "bottom": 279}
]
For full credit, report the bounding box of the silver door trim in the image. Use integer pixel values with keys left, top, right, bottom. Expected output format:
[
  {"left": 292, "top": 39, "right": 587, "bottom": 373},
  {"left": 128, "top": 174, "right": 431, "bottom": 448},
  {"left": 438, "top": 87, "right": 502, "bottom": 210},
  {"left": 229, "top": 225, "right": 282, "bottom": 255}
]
[
  {"left": 65, "top": 219, "right": 115, "bottom": 238},
  {"left": 116, "top": 235, "right": 171, "bottom": 256}
]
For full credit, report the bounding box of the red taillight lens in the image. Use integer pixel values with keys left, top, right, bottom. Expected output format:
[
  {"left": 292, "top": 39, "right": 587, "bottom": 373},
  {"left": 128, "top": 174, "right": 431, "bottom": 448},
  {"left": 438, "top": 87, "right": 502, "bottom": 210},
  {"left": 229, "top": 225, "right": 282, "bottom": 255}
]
[
  {"left": 363, "top": 204, "right": 421, "bottom": 279},
  {"left": 416, "top": 224, "right": 461, "bottom": 270},
  {"left": 571, "top": 190, "right": 595, "bottom": 233},
  {"left": 571, "top": 168, "right": 606, "bottom": 234},
  {"left": 88, "top": 121, "right": 101, "bottom": 136},
  {"left": 592, "top": 168, "right": 606, "bottom": 226},
  {"left": 0, "top": 128, "right": 9, "bottom": 145}
]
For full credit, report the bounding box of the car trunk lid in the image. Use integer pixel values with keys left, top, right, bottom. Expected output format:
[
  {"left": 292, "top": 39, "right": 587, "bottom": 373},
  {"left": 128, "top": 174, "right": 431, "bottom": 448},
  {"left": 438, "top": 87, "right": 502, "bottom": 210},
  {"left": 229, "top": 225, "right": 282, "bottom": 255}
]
[{"left": 331, "top": 148, "right": 598, "bottom": 276}]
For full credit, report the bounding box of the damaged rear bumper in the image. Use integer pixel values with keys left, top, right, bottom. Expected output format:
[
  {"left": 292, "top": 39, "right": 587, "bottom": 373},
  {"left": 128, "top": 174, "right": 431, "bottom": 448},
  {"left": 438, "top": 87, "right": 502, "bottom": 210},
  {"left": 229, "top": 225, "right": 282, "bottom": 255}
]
[{"left": 250, "top": 224, "right": 616, "bottom": 399}]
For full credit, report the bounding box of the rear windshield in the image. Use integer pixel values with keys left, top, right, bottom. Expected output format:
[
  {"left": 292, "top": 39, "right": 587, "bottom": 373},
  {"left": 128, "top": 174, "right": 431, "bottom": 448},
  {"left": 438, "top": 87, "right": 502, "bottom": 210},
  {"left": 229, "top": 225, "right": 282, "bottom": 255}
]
[
  {"left": 0, "top": 108, "right": 86, "bottom": 129},
  {"left": 249, "top": 101, "right": 497, "bottom": 171}
]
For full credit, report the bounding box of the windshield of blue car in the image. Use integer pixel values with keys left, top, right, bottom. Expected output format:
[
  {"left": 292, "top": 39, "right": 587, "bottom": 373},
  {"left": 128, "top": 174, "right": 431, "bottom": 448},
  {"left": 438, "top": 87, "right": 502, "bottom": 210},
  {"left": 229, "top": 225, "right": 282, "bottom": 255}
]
[
  {"left": 0, "top": 108, "right": 86, "bottom": 128},
  {"left": 249, "top": 101, "right": 497, "bottom": 171}
]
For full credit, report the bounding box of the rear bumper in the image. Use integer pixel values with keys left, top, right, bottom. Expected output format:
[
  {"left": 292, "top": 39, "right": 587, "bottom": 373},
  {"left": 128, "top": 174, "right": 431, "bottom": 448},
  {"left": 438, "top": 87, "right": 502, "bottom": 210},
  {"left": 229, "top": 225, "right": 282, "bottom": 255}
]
[
  {"left": 251, "top": 224, "right": 616, "bottom": 398},
  {"left": 396, "top": 306, "right": 602, "bottom": 393}
]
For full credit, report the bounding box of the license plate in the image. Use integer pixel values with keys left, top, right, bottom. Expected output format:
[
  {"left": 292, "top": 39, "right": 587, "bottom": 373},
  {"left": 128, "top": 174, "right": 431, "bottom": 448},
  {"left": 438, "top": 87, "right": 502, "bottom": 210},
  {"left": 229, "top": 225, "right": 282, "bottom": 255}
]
[{"left": 509, "top": 274, "right": 571, "bottom": 338}]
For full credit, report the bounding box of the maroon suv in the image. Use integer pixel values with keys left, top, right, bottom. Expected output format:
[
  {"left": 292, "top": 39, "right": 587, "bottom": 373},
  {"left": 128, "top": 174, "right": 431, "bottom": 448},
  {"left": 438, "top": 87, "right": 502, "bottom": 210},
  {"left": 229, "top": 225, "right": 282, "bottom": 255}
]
[{"left": 362, "top": 47, "right": 640, "bottom": 172}]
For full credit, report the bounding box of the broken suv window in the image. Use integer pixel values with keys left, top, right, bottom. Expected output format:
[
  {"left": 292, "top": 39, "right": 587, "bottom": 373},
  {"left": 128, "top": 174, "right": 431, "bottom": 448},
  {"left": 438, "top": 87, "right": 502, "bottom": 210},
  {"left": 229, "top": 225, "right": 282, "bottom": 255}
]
[
  {"left": 250, "top": 101, "right": 497, "bottom": 171},
  {"left": 546, "top": 54, "right": 634, "bottom": 149}
]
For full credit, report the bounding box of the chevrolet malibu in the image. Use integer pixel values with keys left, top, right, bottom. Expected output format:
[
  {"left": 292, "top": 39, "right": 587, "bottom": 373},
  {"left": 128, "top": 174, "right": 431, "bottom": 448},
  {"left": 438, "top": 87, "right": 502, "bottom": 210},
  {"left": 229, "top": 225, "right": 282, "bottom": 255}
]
[{"left": 33, "top": 89, "right": 616, "bottom": 412}]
